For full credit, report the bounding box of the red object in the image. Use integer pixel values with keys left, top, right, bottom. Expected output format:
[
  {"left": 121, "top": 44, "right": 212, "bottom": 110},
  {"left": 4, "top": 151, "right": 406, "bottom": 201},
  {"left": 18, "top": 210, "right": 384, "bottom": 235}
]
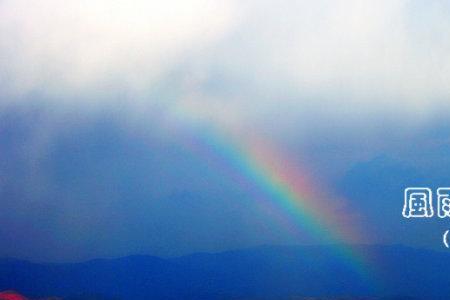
[{"left": 0, "top": 291, "right": 29, "bottom": 300}]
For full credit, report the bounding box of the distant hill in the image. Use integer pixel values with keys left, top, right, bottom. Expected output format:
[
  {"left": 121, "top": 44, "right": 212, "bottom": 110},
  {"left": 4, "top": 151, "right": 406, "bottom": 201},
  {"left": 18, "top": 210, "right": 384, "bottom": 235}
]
[{"left": 0, "top": 245, "right": 448, "bottom": 299}]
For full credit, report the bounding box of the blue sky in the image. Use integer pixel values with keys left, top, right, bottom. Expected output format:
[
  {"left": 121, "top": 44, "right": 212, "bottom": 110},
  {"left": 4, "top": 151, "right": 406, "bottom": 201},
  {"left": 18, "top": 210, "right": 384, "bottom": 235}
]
[{"left": 0, "top": 0, "right": 450, "bottom": 262}]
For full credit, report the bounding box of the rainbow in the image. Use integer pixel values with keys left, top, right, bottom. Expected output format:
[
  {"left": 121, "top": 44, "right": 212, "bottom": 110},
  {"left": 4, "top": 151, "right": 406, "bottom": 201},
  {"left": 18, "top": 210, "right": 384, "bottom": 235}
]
[{"left": 168, "top": 105, "right": 379, "bottom": 287}]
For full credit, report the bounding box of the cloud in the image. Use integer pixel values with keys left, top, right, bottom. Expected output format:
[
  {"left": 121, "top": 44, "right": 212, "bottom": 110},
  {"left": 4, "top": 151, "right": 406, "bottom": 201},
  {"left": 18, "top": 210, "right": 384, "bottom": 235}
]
[
  {"left": 0, "top": 0, "right": 238, "bottom": 103},
  {"left": 1, "top": 1, "right": 449, "bottom": 112},
  {"left": 2, "top": 0, "right": 449, "bottom": 180},
  {"left": 2, "top": 0, "right": 450, "bottom": 157},
  {"left": 238, "top": 0, "right": 450, "bottom": 103},
  {"left": 179, "top": 0, "right": 450, "bottom": 127}
]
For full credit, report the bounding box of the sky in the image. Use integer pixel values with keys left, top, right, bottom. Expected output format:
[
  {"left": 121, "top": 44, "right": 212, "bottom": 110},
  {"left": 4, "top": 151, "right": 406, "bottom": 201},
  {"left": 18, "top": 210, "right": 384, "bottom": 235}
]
[{"left": 1, "top": 0, "right": 450, "bottom": 262}]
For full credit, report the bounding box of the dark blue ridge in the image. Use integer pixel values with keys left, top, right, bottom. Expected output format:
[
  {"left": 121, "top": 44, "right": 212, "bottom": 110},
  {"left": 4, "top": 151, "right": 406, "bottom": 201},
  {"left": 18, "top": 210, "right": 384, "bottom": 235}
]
[{"left": 0, "top": 244, "right": 447, "bottom": 300}]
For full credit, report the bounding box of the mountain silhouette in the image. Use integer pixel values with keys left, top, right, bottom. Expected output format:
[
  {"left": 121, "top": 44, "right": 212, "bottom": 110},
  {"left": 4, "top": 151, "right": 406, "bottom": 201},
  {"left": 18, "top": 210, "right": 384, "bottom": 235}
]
[{"left": 0, "top": 245, "right": 447, "bottom": 299}]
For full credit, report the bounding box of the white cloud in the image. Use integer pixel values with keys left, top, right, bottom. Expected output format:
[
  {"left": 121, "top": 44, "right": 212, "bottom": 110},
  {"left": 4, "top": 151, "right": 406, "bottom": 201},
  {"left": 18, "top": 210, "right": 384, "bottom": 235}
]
[
  {"left": 1, "top": 0, "right": 450, "bottom": 124},
  {"left": 0, "top": 0, "right": 238, "bottom": 102},
  {"left": 211, "top": 0, "right": 450, "bottom": 105},
  {"left": 167, "top": 0, "right": 450, "bottom": 134}
]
